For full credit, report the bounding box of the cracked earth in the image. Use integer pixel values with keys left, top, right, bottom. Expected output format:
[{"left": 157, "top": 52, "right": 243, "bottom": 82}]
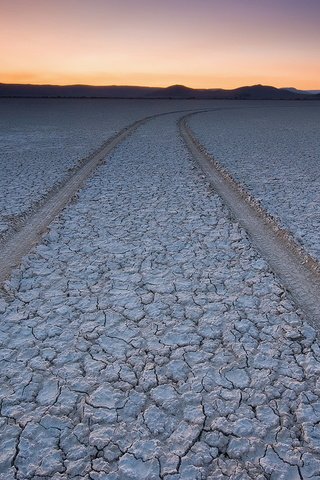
[{"left": 1, "top": 113, "right": 320, "bottom": 479}]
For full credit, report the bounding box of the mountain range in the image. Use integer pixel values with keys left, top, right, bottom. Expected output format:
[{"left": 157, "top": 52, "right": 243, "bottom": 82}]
[
  {"left": 284, "top": 87, "right": 320, "bottom": 95},
  {"left": 0, "top": 83, "right": 319, "bottom": 100}
]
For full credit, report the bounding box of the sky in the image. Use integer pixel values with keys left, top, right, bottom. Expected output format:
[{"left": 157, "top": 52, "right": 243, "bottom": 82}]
[{"left": 1, "top": 0, "right": 319, "bottom": 89}]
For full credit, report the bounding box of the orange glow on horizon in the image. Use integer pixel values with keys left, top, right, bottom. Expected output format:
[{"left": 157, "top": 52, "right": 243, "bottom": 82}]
[
  {"left": 1, "top": 0, "right": 319, "bottom": 91},
  {"left": 2, "top": 75, "right": 320, "bottom": 91}
]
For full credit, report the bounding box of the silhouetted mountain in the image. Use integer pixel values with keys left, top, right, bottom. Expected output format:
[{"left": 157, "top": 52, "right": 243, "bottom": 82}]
[
  {"left": 283, "top": 87, "right": 310, "bottom": 95},
  {"left": 148, "top": 84, "right": 197, "bottom": 98},
  {"left": 0, "top": 83, "right": 158, "bottom": 98},
  {"left": 283, "top": 87, "right": 320, "bottom": 95},
  {"left": 230, "top": 84, "right": 296, "bottom": 99},
  {"left": 0, "top": 83, "right": 318, "bottom": 100},
  {"left": 147, "top": 84, "right": 317, "bottom": 100}
]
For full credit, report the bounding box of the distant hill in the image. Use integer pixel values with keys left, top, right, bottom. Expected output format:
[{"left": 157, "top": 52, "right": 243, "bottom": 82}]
[
  {"left": 283, "top": 87, "right": 320, "bottom": 95},
  {"left": 146, "top": 84, "right": 305, "bottom": 100},
  {"left": 0, "top": 84, "right": 158, "bottom": 98},
  {"left": 0, "top": 82, "right": 319, "bottom": 100},
  {"left": 147, "top": 84, "right": 198, "bottom": 98},
  {"left": 228, "top": 85, "right": 296, "bottom": 100}
]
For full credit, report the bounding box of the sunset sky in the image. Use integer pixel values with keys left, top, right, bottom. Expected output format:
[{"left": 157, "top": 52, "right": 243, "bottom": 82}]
[{"left": 1, "top": 0, "right": 319, "bottom": 89}]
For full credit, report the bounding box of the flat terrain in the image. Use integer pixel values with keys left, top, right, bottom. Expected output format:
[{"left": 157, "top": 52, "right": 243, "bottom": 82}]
[
  {"left": 1, "top": 111, "right": 320, "bottom": 479},
  {"left": 0, "top": 98, "right": 218, "bottom": 239},
  {"left": 189, "top": 104, "right": 320, "bottom": 260}
]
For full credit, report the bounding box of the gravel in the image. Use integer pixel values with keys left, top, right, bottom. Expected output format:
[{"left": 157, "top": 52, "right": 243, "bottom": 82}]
[{"left": 1, "top": 112, "right": 320, "bottom": 478}]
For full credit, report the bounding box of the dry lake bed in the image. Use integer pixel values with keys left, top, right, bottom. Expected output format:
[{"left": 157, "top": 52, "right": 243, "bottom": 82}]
[{"left": 0, "top": 99, "right": 320, "bottom": 479}]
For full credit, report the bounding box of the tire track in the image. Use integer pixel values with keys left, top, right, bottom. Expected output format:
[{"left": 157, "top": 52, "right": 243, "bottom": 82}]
[
  {"left": 0, "top": 109, "right": 201, "bottom": 284},
  {"left": 180, "top": 112, "right": 320, "bottom": 327}
]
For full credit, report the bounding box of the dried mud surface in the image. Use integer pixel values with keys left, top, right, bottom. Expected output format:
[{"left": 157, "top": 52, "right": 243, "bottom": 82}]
[
  {"left": 1, "top": 114, "right": 320, "bottom": 479},
  {"left": 188, "top": 104, "right": 320, "bottom": 261}
]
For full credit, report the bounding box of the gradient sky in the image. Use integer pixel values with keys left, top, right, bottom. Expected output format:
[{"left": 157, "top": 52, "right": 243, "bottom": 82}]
[{"left": 1, "top": 0, "right": 319, "bottom": 88}]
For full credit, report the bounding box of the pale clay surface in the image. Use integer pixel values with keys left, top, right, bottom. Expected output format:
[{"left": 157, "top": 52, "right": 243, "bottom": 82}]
[
  {"left": 1, "top": 113, "right": 320, "bottom": 479},
  {"left": 188, "top": 104, "right": 320, "bottom": 260},
  {"left": 0, "top": 98, "right": 218, "bottom": 238}
]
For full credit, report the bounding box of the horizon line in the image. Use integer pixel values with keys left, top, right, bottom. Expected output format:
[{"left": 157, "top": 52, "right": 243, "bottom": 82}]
[{"left": 1, "top": 82, "right": 320, "bottom": 91}]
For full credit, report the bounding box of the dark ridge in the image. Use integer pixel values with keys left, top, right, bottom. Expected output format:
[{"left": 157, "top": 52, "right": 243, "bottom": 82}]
[
  {"left": 283, "top": 87, "right": 320, "bottom": 95},
  {"left": 0, "top": 83, "right": 319, "bottom": 100},
  {"left": 0, "top": 83, "right": 158, "bottom": 98},
  {"left": 148, "top": 84, "right": 197, "bottom": 98},
  {"left": 231, "top": 84, "right": 296, "bottom": 99}
]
